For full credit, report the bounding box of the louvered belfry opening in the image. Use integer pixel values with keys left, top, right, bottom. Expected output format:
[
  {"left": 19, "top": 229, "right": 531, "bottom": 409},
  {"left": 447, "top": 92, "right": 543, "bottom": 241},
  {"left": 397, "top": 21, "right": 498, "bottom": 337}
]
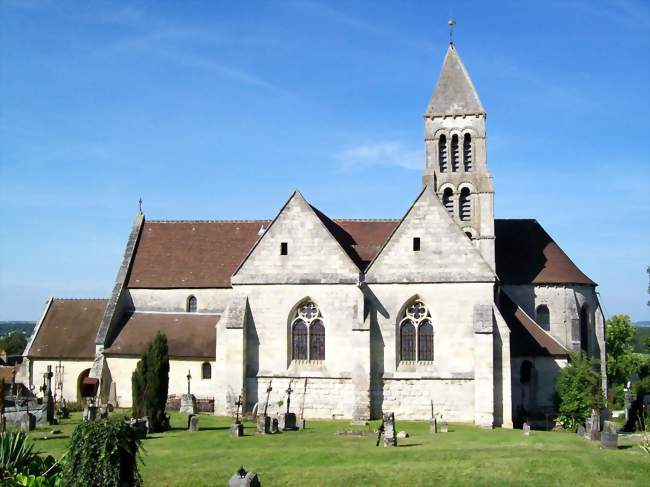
[
  {"left": 442, "top": 188, "right": 454, "bottom": 216},
  {"left": 463, "top": 133, "right": 472, "bottom": 171},
  {"left": 450, "top": 134, "right": 459, "bottom": 172},
  {"left": 438, "top": 134, "right": 448, "bottom": 172},
  {"left": 459, "top": 187, "right": 471, "bottom": 221}
]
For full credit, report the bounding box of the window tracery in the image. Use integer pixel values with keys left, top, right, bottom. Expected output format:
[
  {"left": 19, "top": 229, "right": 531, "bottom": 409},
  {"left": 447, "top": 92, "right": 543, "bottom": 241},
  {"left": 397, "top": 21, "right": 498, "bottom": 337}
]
[
  {"left": 399, "top": 300, "right": 434, "bottom": 362},
  {"left": 291, "top": 301, "right": 325, "bottom": 361}
]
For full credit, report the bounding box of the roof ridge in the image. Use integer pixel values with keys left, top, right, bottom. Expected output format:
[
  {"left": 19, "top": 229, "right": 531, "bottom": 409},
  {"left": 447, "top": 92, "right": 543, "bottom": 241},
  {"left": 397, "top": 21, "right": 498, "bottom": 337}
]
[
  {"left": 53, "top": 298, "right": 109, "bottom": 301},
  {"left": 147, "top": 219, "right": 271, "bottom": 224},
  {"left": 333, "top": 218, "right": 401, "bottom": 222}
]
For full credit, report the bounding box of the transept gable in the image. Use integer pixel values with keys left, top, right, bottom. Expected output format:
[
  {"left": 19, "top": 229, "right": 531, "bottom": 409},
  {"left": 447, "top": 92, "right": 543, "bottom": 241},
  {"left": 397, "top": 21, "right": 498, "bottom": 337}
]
[
  {"left": 365, "top": 187, "right": 495, "bottom": 283},
  {"left": 232, "top": 191, "right": 361, "bottom": 285}
]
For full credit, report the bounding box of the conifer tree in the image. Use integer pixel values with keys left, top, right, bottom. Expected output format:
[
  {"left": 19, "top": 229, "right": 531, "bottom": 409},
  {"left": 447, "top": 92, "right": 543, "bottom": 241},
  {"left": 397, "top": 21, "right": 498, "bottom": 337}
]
[{"left": 131, "top": 332, "right": 170, "bottom": 432}]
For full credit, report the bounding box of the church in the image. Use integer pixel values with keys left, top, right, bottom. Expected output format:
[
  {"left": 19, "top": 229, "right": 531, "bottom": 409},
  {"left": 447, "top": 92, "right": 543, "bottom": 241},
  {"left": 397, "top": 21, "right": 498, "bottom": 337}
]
[{"left": 22, "top": 43, "right": 607, "bottom": 428}]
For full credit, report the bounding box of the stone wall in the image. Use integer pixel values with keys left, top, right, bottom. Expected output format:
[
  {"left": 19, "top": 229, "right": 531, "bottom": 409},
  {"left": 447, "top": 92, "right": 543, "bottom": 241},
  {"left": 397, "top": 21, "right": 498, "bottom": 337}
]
[
  {"left": 128, "top": 288, "right": 232, "bottom": 314},
  {"left": 511, "top": 356, "right": 567, "bottom": 425}
]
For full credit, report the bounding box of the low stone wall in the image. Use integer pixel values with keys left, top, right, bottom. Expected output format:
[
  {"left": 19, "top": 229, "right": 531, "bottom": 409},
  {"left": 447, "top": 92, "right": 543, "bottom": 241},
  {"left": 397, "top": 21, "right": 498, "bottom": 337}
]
[{"left": 166, "top": 394, "right": 214, "bottom": 413}]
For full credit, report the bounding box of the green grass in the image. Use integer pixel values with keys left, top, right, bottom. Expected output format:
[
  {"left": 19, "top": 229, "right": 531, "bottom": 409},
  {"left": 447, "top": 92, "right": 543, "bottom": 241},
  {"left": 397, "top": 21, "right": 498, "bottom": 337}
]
[{"left": 27, "top": 411, "right": 649, "bottom": 486}]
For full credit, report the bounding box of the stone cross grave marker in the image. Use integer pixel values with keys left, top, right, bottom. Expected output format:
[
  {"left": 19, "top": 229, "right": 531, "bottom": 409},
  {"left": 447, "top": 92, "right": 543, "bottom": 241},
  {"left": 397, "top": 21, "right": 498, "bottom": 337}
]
[
  {"left": 186, "top": 370, "right": 192, "bottom": 395},
  {"left": 280, "top": 380, "right": 297, "bottom": 431},
  {"left": 383, "top": 412, "right": 397, "bottom": 447},
  {"left": 439, "top": 416, "right": 448, "bottom": 433},
  {"left": 227, "top": 466, "right": 261, "bottom": 487},
  {"left": 230, "top": 394, "right": 244, "bottom": 437}
]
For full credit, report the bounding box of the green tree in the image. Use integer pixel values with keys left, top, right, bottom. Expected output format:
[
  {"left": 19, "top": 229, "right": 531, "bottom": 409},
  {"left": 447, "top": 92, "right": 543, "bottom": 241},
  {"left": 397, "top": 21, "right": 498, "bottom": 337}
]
[
  {"left": 131, "top": 332, "right": 169, "bottom": 433},
  {"left": 605, "top": 314, "right": 639, "bottom": 388},
  {"left": 555, "top": 352, "right": 604, "bottom": 429},
  {"left": 0, "top": 334, "right": 27, "bottom": 355}
]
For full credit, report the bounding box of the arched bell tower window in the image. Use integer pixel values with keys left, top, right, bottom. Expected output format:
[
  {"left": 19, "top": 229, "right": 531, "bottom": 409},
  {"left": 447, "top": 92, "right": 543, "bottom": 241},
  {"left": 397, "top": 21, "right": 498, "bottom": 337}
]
[
  {"left": 438, "top": 134, "right": 448, "bottom": 172},
  {"left": 450, "top": 134, "right": 460, "bottom": 172},
  {"left": 459, "top": 187, "right": 471, "bottom": 221},
  {"left": 187, "top": 295, "right": 197, "bottom": 313},
  {"left": 463, "top": 133, "right": 472, "bottom": 171},
  {"left": 536, "top": 305, "right": 550, "bottom": 331},
  {"left": 399, "top": 300, "right": 434, "bottom": 362},
  {"left": 291, "top": 301, "right": 325, "bottom": 361},
  {"left": 580, "top": 304, "right": 589, "bottom": 354},
  {"left": 442, "top": 188, "right": 454, "bottom": 216}
]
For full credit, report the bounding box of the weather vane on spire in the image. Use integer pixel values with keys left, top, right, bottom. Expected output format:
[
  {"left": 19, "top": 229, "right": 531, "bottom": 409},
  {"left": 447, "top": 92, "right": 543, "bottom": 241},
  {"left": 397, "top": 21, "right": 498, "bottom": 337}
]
[{"left": 448, "top": 19, "right": 456, "bottom": 45}]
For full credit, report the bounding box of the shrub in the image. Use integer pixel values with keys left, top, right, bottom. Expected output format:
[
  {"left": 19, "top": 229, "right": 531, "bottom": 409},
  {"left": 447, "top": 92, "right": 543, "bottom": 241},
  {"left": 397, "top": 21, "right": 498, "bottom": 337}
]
[
  {"left": 64, "top": 417, "right": 142, "bottom": 487},
  {"left": 131, "top": 332, "right": 170, "bottom": 433},
  {"left": 0, "top": 431, "right": 62, "bottom": 485},
  {"left": 554, "top": 352, "right": 604, "bottom": 430}
]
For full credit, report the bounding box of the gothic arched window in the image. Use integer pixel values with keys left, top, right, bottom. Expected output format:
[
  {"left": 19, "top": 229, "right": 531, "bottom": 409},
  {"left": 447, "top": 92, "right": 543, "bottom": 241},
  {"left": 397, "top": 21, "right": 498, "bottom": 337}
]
[
  {"left": 201, "top": 362, "right": 212, "bottom": 380},
  {"left": 459, "top": 187, "right": 471, "bottom": 221},
  {"left": 438, "top": 134, "right": 448, "bottom": 172},
  {"left": 536, "top": 305, "right": 550, "bottom": 331},
  {"left": 450, "top": 134, "right": 460, "bottom": 172},
  {"left": 580, "top": 304, "right": 589, "bottom": 354},
  {"left": 291, "top": 301, "right": 324, "bottom": 361},
  {"left": 442, "top": 188, "right": 454, "bottom": 216},
  {"left": 399, "top": 300, "right": 433, "bottom": 362},
  {"left": 187, "top": 295, "right": 197, "bottom": 313},
  {"left": 463, "top": 133, "right": 472, "bottom": 171}
]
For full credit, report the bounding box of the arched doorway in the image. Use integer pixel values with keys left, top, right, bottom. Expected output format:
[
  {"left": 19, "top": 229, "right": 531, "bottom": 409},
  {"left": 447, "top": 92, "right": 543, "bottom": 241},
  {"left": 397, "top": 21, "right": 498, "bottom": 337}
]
[{"left": 77, "top": 368, "right": 91, "bottom": 403}]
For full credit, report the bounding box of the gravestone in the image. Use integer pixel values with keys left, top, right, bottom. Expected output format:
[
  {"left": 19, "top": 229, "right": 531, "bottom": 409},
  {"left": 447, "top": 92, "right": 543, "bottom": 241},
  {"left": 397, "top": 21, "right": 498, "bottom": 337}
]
[
  {"left": 397, "top": 431, "right": 409, "bottom": 439},
  {"left": 279, "top": 413, "right": 297, "bottom": 431},
  {"left": 227, "top": 466, "right": 261, "bottom": 487},
  {"left": 188, "top": 414, "right": 199, "bottom": 432},
  {"left": 20, "top": 412, "right": 36, "bottom": 432},
  {"left": 576, "top": 425, "right": 586, "bottom": 437},
  {"left": 230, "top": 423, "right": 244, "bottom": 437},
  {"left": 523, "top": 422, "right": 530, "bottom": 436},
  {"left": 585, "top": 412, "right": 600, "bottom": 441},
  {"left": 180, "top": 394, "right": 197, "bottom": 415},
  {"left": 430, "top": 418, "right": 437, "bottom": 433},
  {"left": 271, "top": 417, "right": 279, "bottom": 434},
  {"left": 126, "top": 418, "right": 148, "bottom": 439},
  {"left": 256, "top": 415, "right": 271, "bottom": 435},
  {"left": 439, "top": 417, "right": 448, "bottom": 433},
  {"left": 298, "top": 418, "right": 306, "bottom": 430},
  {"left": 83, "top": 404, "right": 97, "bottom": 421},
  {"left": 99, "top": 405, "right": 109, "bottom": 419},
  {"left": 383, "top": 412, "right": 397, "bottom": 447},
  {"left": 600, "top": 421, "right": 618, "bottom": 449}
]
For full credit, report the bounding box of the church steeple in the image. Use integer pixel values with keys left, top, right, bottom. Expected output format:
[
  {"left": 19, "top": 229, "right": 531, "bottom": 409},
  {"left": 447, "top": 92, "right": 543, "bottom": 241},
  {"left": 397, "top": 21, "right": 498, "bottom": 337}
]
[
  {"left": 422, "top": 43, "right": 495, "bottom": 269},
  {"left": 426, "top": 44, "right": 484, "bottom": 117}
]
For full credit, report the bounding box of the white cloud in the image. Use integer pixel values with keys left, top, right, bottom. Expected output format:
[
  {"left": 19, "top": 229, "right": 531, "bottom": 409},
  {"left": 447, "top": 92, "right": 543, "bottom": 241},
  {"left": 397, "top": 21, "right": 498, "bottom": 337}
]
[{"left": 335, "top": 141, "right": 423, "bottom": 171}]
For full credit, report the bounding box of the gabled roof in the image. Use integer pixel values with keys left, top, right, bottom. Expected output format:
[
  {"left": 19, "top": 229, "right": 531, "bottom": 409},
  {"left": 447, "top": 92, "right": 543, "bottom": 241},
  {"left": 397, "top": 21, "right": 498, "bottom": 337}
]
[
  {"left": 27, "top": 299, "right": 107, "bottom": 359},
  {"left": 104, "top": 312, "right": 218, "bottom": 359},
  {"left": 498, "top": 290, "right": 569, "bottom": 357},
  {"left": 495, "top": 219, "right": 596, "bottom": 286},
  {"left": 426, "top": 44, "right": 484, "bottom": 116}
]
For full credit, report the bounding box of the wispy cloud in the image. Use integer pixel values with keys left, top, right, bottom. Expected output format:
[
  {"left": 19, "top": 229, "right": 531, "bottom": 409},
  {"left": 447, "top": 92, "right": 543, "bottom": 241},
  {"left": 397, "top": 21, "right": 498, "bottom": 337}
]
[{"left": 335, "top": 141, "right": 423, "bottom": 171}]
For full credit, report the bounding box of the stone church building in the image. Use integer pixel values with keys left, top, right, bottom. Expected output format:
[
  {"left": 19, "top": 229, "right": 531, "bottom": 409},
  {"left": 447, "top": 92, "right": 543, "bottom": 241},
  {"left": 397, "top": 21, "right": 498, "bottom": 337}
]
[{"left": 22, "top": 44, "right": 607, "bottom": 428}]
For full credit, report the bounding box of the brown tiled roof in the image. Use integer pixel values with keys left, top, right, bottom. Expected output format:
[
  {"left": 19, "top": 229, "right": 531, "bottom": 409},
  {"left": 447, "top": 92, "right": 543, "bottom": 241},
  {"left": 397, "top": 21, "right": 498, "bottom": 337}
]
[
  {"left": 129, "top": 218, "right": 398, "bottom": 288},
  {"left": 128, "top": 221, "right": 268, "bottom": 288},
  {"left": 104, "top": 312, "right": 218, "bottom": 359},
  {"left": 495, "top": 219, "right": 595, "bottom": 286},
  {"left": 27, "top": 299, "right": 107, "bottom": 359},
  {"left": 498, "top": 291, "right": 569, "bottom": 357}
]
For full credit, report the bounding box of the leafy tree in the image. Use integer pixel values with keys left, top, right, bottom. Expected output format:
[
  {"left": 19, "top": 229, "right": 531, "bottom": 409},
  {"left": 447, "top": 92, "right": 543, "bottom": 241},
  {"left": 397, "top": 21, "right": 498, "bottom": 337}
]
[
  {"left": 554, "top": 352, "right": 604, "bottom": 429},
  {"left": 0, "top": 334, "right": 27, "bottom": 356},
  {"left": 131, "top": 332, "right": 169, "bottom": 433},
  {"left": 605, "top": 315, "right": 639, "bottom": 388}
]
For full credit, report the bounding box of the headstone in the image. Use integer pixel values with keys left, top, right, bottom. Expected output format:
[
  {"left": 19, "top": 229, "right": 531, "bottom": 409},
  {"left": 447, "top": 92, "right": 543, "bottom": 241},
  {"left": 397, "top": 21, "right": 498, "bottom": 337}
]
[
  {"left": 298, "top": 418, "right": 306, "bottom": 430},
  {"left": 180, "top": 394, "right": 197, "bottom": 415},
  {"left": 256, "top": 415, "right": 271, "bottom": 435},
  {"left": 271, "top": 417, "right": 279, "bottom": 434},
  {"left": 383, "top": 412, "right": 396, "bottom": 447},
  {"left": 20, "top": 412, "right": 36, "bottom": 432},
  {"left": 83, "top": 405, "right": 97, "bottom": 421},
  {"left": 126, "top": 418, "right": 148, "bottom": 439},
  {"left": 230, "top": 423, "right": 244, "bottom": 437},
  {"left": 576, "top": 425, "right": 586, "bottom": 437},
  {"left": 99, "top": 405, "right": 109, "bottom": 419},
  {"left": 600, "top": 420, "right": 618, "bottom": 449},
  {"left": 279, "top": 412, "right": 296, "bottom": 431},
  {"left": 523, "top": 422, "right": 530, "bottom": 436},
  {"left": 227, "top": 466, "right": 261, "bottom": 487},
  {"left": 188, "top": 414, "right": 199, "bottom": 432},
  {"left": 439, "top": 418, "right": 448, "bottom": 433},
  {"left": 397, "top": 431, "right": 409, "bottom": 439},
  {"left": 585, "top": 412, "right": 600, "bottom": 441}
]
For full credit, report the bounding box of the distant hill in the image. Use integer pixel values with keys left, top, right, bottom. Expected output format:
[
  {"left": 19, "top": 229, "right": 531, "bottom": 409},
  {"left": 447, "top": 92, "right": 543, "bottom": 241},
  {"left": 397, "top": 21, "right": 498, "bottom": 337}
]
[
  {"left": 0, "top": 321, "right": 35, "bottom": 339},
  {"left": 636, "top": 321, "right": 650, "bottom": 327},
  {"left": 633, "top": 323, "right": 650, "bottom": 353}
]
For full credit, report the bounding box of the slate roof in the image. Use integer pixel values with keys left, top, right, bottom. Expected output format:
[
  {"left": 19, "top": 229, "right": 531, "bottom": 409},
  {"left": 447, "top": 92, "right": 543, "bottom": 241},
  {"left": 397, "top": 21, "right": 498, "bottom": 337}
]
[
  {"left": 26, "top": 299, "right": 108, "bottom": 359},
  {"left": 103, "top": 312, "right": 218, "bottom": 359},
  {"left": 426, "top": 44, "right": 484, "bottom": 116},
  {"left": 498, "top": 290, "right": 569, "bottom": 357},
  {"left": 495, "top": 219, "right": 595, "bottom": 286}
]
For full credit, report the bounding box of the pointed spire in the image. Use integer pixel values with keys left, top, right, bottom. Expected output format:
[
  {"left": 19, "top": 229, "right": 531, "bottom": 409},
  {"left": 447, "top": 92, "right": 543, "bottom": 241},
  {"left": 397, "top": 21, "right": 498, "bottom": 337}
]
[{"left": 426, "top": 44, "right": 484, "bottom": 116}]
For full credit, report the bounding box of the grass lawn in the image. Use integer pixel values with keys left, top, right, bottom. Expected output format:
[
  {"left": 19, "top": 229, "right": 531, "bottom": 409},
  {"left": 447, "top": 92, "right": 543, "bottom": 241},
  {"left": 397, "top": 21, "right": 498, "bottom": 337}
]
[{"left": 27, "top": 411, "right": 648, "bottom": 486}]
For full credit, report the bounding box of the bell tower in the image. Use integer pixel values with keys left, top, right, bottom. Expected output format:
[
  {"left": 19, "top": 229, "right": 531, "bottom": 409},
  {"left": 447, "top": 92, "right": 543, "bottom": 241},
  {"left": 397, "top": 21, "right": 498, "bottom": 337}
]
[{"left": 422, "top": 43, "right": 495, "bottom": 269}]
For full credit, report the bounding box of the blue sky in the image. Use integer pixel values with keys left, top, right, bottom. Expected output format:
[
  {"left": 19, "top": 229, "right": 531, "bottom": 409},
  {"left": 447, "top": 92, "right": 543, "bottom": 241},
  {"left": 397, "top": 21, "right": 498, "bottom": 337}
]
[{"left": 1, "top": 0, "right": 648, "bottom": 322}]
